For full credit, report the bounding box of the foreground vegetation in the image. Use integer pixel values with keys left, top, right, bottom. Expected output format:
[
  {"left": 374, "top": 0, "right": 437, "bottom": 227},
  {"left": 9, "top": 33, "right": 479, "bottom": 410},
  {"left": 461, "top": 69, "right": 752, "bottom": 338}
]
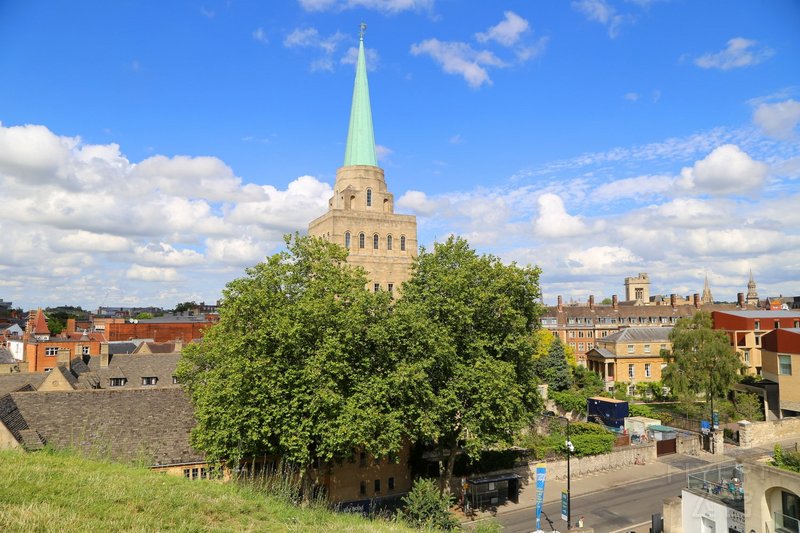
[{"left": 0, "top": 449, "right": 413, "bottom": 533}]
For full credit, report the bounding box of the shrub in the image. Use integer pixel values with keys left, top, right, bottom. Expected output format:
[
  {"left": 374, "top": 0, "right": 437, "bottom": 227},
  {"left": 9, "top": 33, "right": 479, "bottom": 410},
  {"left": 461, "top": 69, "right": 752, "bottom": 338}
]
[
  {"left": 550, "top": 391, "right": 587, "bottom": 414},
  {"left": 629, "top": 404, "right": 657, "bottom": 418},
  {"left": 772, "top": 444, "right": 800, "bottom": 473},
  {"left": 398, "top": 478, "right": 459, "bottom": 531}
]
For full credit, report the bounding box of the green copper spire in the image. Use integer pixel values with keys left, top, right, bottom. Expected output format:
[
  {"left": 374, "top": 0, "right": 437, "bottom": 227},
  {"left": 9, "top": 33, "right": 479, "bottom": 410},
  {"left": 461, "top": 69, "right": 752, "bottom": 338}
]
[{"left": 343, "top": 23, "right": 377, "bottom": 167}]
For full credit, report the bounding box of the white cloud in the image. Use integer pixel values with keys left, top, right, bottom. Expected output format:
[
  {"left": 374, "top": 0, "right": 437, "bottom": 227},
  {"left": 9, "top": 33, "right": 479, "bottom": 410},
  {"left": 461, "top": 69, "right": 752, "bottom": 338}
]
[
  {"left": 205, "top": 236, "right": 269, "bottom": 266},
  {"left": 677, "top": 144, "right": 769, "bottom": 195},
  {"left": 397, "top": 190, "right": 440, "bottom": 216},
  {"left": 566, "top": 246, "right": 642, "bottom": 275},
  {"left": 133, "top": 242, "right": 205, "bottom": 267},
  {"left": 753, "top": 99, "right": 800, "bottom": 140},
  {"left": 410, "top": 39, "right": 506, "bottom": 88},
  {"left": 533, "top": 193, "right": 591, "bottom": 238},
  {"left": 514, "top": 37, "right": 549, "bottom": 63},
  {"left": 126, "top": 264, "right": 181, "bottom": 282},
  {"left": 375, "top": 145, "right": 392, "bottom": 162},
  {"left": 0, "top": 123, "right": 77, "bottom": 183},
  {"left": 572, "top": 0, "right": 627, "bottom": 38},
  {"left": 252, "top": 28, "right": 268, "bottom": 44},
  {"left": 56, "top": 231, "right": 133, "bottom": 253},
  {"left": 284, "top": 28, "right": 345, "bottom": 54},
  {"left": 449, "top": 134, "right": 464, "bottom": 145},
  {"left": 593, "top": 174, "right": 674, "bottom": 201},
  {"left": 341, "top": 46, "right": 380, "bottom": 71},
  {"left": 694, "top": 37, "right": 774, "bottom": 70},
  {"left": 624, "top": 92, "right": 639, "bottom": 102},
  {"left": 475, "top": 11, "right": 529, "bottom": 47}
]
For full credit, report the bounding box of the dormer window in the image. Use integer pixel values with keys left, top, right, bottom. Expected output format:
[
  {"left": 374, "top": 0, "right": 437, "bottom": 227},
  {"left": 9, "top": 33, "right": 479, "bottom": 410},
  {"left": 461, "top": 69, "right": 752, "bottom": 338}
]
[
  {"left": 366, "top": 188, "right": 372, "bottom": 207},
  {"left": 142, "top": 377, "right": 158, "bottom": 386},
  {"left": 110, "top": 378, "right": 127, "bottom": 387}
]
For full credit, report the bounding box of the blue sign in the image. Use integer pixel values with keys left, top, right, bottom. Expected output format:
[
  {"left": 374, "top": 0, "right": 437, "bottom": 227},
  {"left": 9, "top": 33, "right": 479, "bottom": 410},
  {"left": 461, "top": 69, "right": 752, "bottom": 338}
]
[
  {"left": 535, "top": 463, "right": 546, "bottom": 530},
  {"left": 561, "top": 490, "right": 569, "bottom": 522},
  {"left": 701, "top": 420, "right": 710, "bottom": 434}
]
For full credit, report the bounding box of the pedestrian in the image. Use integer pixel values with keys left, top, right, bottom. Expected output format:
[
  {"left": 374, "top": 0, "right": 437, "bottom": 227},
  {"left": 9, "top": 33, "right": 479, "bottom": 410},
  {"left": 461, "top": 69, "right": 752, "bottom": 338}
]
[{"left": 577, "top": 516, "right": 585, "bottom": 527}]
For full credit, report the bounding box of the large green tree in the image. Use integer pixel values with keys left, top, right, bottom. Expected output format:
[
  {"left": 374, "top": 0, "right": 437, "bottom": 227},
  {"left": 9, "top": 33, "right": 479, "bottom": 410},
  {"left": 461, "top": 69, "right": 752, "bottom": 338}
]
[
  {"left": 390, "top": 236, "right": 543, "bottom": 490},
  {"left": 661, "top": 311, "right": 744, "bottom": 418},
  {"left": 176, "top": 235, "right": 406, "bottom": 478},
  {"left": 533, "top": 337, "right": 572, "bottom": 391}
]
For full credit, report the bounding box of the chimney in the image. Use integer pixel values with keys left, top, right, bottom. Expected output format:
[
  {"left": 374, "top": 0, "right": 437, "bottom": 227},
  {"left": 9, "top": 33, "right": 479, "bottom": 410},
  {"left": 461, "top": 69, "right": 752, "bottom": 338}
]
[
  {"left": 670, "top": 294, "right": 677, "bottom": 308},
  {"left": 57, "top": 347, "right": 71, "bottom": 368},
  {"left": 612, "top": 295, "right": 618, "bottom": 310},
  {"left": 66, "top": 318, "right": 76, "bottom": 334},
  {"left": 693, "top": 293, "right": 701, "bottom": 308},
  {"left": 589, "top": 295, "right": 595, "bottom": 310},
  {"left": 737, "top": 292, "right": 745, "bottom": 308},
  {"left": 100, "top": 343, "right": 110, "bottom": 368},
  {"left": 557, "top": 295, "right": 563, "bottom": 312}
]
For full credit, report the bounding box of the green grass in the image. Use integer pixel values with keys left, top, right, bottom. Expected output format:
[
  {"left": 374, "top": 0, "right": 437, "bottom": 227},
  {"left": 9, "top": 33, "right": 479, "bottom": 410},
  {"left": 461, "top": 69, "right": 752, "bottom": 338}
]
[{"left": 0, "top": 449, "right": 414, "bottom": 533}]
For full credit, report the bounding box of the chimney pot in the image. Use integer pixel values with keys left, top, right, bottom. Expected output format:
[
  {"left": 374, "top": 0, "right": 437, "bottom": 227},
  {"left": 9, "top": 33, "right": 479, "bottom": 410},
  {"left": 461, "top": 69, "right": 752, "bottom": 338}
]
[{"left": 612, "top": 295, "right": 618, "bottom": 309}]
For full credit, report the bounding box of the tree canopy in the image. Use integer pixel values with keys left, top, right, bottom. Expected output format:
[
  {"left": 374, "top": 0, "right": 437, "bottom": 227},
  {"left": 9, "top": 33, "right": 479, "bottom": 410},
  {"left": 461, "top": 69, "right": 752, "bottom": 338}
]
[
  {"left": 390, "top": 236, "right": 544, "bottom": 489},
  {"left": 661, "top": 311, "right": 743, "bottom": 417},
  {"left": 176, "top": 236, "right": 404, "bottom": 471}
]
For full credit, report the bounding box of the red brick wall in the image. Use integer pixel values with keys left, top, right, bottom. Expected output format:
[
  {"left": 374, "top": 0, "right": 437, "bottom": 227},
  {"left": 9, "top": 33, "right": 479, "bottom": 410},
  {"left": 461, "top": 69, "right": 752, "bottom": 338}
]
[{"left": 106, "top": 322, "right": 210, "bottom": 343}]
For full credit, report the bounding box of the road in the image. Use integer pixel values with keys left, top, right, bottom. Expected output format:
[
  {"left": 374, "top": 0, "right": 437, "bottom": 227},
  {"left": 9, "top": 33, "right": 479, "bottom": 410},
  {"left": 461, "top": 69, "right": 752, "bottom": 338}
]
[{"left": 470, "top": 456, "right": 735, "bottom": 533}]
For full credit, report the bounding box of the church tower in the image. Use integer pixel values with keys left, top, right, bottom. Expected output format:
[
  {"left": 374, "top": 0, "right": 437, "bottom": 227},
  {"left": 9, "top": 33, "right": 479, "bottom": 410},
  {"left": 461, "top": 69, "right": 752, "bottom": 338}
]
[
  {"left": 745, "top": 269, "right": 759, "bottom": 307},
  {"left": 701, "top": 272, "right": 714, "bottom": 304},
  {"left": 308, "top": 25, "right": 418, "bottom": 293}
]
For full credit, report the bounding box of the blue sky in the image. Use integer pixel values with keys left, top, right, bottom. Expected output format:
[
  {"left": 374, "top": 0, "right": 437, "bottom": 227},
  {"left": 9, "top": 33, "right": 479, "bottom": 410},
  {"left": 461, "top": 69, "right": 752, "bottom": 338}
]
[{"left": 0, "top": 0, "right": 799, "bottom": 311}]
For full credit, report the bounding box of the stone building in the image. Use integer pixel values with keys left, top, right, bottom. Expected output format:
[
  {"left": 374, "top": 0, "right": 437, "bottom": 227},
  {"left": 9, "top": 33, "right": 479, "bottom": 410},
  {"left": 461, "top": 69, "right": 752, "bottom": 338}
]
[{"left": 307, "top": 28, "right": 417, "bottom": 293}]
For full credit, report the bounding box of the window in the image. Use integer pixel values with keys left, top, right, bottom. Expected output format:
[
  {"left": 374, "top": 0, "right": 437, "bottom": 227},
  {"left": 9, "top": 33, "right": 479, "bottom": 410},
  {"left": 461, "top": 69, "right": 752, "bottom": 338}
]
[
  {"left": 743, "top": 350, "right": 750, "bottom": 364},
  {"left": 387, "top": 235, "right": 393, "bottom": 250},
  {"left": 568, "top": 330, "right": 575, "bottom": 338},
  {"left": 359, "top": 481, "right": 367, "bottom": 496},
  {"left": 172, "top": 376, "right": 179, "bottom": 384},
  {"left": 645, "top": 363, "right": 651, "bottom": 378},
  {"left": 587, "top": 343, "right": 593, "bottom": 349},
  {"left": 345, "top": 232, "right": 351, "bottom": 249},
  {"left": 795, "top": 320, "right": 800, "bottom": 328},
  {"left": 755, "top": 335, "right": 761, "bottom": 347},
  {"left": 400, "top": 235, "right": 406, "bottom": 251},
  {"left": 43, "top": 367, "right": 53, "bottom": 372},
  {"left": 569, "top": 342, "right": 576, "bottom": 349},
  {"left": 644, "top": 344, "right": 651, "bottom": 354},
  {"left": 82, "top": 346, "right": 90, "bottom": 355},
  {"left": 192, "top": 468, "right": 199, "bottom": 480},
  {"left": 627, "top": 344, "right": 635, "bottom": 354},
  {"left": 388, "top": 477, "right": 395, "bottom": 491},
  {"left": 628, "top": 364, "right": 635, "bottom": 379},
  {"left": 754, "top": 320, "right": 761, "bottom": 330},
  {"left": 183, "top": 468, "right": 190, "bottom": 478},
  {"left": 387, "top": 283, "right": 394, "bottom": 294},
  {"left": 374, "top": 283, "right": 380, "bottom": 293},
  {"left": 45, "top": 347, "right": 58, "bottom": 356},
  {"left": 366, "top": 188, "right": 372, "bottom": 207},
  {"left": 359, "top": 233, "right": 365, "bottom": 249},
  {"left": 578, "top": 342, "right": 584, "bottom": 351},
  {"left": 660, "top": 344, "right": 667, "bottom": 352},
  {"left": 110, "top": 378, "right": 127, "bottom": 387},
  {"left": 588, "top": 330, "right": 593, "bottom": 337},
  {"left": 373, "top": 234, "right": 379, "bottom": 249},
  {"left": 142, "top": 377, "right": 158, "bottom": 386},
  {"left": 775, "top": 320, "right": 781, "bottom": 329},
  {"left": 374, "top": 479, "right": 381, "bottom": 493},
  {"left": 359, "top": 451, "right": 367, "bottom": 467},
  {"left": 780, "top": 354, "right": 792, "bottom": 376}
]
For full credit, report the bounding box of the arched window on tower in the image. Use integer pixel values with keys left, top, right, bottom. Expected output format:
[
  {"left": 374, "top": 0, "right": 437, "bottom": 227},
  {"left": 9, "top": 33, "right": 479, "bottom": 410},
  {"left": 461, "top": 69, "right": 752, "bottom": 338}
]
[
  {"left": 373, "top": 234, "right": 379, "bottom": 249},
  {"left": 366, "top": 188, "right": 372, "bottom": 207},
  {"left": 344, "top": 232, "right": 351, "bottom": 249},
  {"left": 387, "top": 235, "right": 393, "bottom": 250},
  {"left": 359, "top": 233, "right": 365, "bottom": 249},
  {"left": 400, "top": 235, "right": 406, "bottom": 252}
]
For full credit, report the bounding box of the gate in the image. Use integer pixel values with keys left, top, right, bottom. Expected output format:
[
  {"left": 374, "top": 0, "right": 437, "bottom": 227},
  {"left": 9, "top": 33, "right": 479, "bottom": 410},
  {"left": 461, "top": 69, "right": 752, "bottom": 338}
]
[{"left": 656, "top": 438, "right": 677, "bottom": 456}]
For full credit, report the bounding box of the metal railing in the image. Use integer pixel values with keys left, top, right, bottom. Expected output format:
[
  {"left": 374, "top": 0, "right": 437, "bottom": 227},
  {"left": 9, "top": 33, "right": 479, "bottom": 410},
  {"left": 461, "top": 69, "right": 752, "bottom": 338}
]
[
  {"left": 775, "top": 511, "right": 800, "bottom": 533},
  {"left": 686, "top": 464, "right": 745, "bottom": 512}
]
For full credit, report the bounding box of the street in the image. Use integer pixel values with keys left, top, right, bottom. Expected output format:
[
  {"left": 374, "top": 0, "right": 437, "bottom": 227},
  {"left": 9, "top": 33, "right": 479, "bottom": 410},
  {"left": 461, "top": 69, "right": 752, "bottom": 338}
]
[{"left": 466, "top": 456, "right": 735, "bottom": 533}]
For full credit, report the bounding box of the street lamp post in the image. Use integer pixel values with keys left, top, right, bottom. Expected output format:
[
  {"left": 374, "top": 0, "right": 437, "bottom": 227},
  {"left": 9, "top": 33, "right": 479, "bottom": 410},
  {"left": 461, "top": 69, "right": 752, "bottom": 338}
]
[{"left": 565, "top": 417, "right": 574, "bottom": 530}]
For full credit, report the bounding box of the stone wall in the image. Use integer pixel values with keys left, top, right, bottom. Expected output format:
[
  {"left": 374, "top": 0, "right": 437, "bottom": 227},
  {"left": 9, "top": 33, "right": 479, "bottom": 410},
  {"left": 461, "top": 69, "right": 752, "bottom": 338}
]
[
  {"left": 515, "top": 444, "right": 657, "bottom": 481},
  {"left": 676, "top": 433, "right": 701, "bottom": 456},
  {"left": 738, "top": 417, "right": 800, "bottom": 449}
]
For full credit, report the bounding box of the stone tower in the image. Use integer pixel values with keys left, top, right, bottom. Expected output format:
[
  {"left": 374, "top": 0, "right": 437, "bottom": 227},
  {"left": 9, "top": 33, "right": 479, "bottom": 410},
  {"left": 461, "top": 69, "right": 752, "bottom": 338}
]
[
  {"left": 701, "top": 272, "right": 714, "bottom": 304},
  {"left": 624, "top": 273, "right": 650, "bottom": 303},
  {"left": 746, "top": 269, "right": 759, "bottom": 307},
  {"left": 308, "top": 26, "right": 417, "bottom": 294}
]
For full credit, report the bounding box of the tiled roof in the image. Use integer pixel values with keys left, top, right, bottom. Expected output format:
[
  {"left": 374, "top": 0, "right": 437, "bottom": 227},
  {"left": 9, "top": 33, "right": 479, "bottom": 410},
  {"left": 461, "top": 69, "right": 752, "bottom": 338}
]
[
  {"left": 0, "top": 373, "right": 47, "bottom": 396},
  {"left": 108, "top": 342, "right": 138, "bottom": 355},
  {"left": 714, "top": 310, "right": 800, "bottom": 318},
  {"left": 0, "top": 347, "right": 16, "bottom": 364},
  {"left": 31, "top": 309, "right": 50, "bottom": 335},
  {"left": 541, "top": 303, "right": 737, "bottom": 322},
  {"left": 84, "top": 353, "right": 181, "bottom": 389},
  {"left": 588, "top": 347, "right": 616, "bottom": 359},
  {"left": 134, "top": 342, "right": 180, "bottom": 354},
  {"left": 0, "top": 388, "right": 203, "bottom": 466},
  {"left": 601, "top": 327, "right": 673, "bottom": 344}
]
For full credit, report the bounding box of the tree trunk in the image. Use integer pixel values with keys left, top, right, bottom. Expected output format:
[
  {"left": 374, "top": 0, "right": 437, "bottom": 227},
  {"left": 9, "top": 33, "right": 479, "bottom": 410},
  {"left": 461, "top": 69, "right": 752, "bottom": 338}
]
[{"left": 437, "top": 438, "right": 459, "bottom": 495}]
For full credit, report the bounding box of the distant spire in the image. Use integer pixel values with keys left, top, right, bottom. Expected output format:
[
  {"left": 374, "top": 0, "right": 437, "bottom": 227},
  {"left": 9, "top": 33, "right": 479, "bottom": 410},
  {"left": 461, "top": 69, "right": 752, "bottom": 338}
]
[
  {"left": 343, "top": 23, "right": 378, "bottom": 167},
  {"left": 702, "top": 271, "right": 713, "bottom": 304}
]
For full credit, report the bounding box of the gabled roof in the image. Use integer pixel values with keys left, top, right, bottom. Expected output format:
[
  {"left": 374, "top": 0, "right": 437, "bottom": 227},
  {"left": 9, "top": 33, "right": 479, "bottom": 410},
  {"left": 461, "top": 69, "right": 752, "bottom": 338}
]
[
  {"left": 31, "top": 309, "right": 50, "bottom": 335},
  {"left": 0, "top": 388, "right": 203, "bottom": 466},
  {"left": 0, "top": 347, "right": 16, "bottom": 364},
  {"left": 84, "top": 353, "right": 181, "bottom": 389},
  {"left": 601, "top": 327, "right": 672, "bottom": 344},
  {"left": 0, "top": 372, "right": 47, "bottom": 396}
]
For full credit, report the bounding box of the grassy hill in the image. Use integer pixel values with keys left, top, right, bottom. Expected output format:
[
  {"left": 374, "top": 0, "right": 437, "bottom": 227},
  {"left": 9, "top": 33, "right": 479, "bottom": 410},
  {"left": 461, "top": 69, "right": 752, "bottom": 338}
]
[{"left": 0, "top": 449, "right": 413, "bottom": 532}]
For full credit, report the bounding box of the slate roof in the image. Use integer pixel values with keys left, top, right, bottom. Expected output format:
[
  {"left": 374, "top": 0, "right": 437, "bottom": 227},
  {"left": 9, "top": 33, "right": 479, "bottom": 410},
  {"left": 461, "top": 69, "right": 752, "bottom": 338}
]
[
  {"left": 601, "top": 327, "right": 673, "bottom": 344},
  {"left": 0, "top": 388, "right": 203, "bottom": 466},
  {"left": 108, "top": 342, "right": 138, "bottom": 355},
  {"left": 541, "top": 302, "right": 737, "bottom": 322},
  {"left": 0, "top": 372, "right": 47, "bottom": 395},
  {"left": 83, "top": 353, "right": 181, "bottom": 389},
  {"left": 714, "top": 310, "right": 800, "bottom": 319},
  {"left": 0, "top": 347, "right": 16, "bottom": 364},
  {"left": 588, "top": 347, "right": 616, "bottom": 359},
  {"left": 134, "top": 341, "right": 181, "bottom": 354}
]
